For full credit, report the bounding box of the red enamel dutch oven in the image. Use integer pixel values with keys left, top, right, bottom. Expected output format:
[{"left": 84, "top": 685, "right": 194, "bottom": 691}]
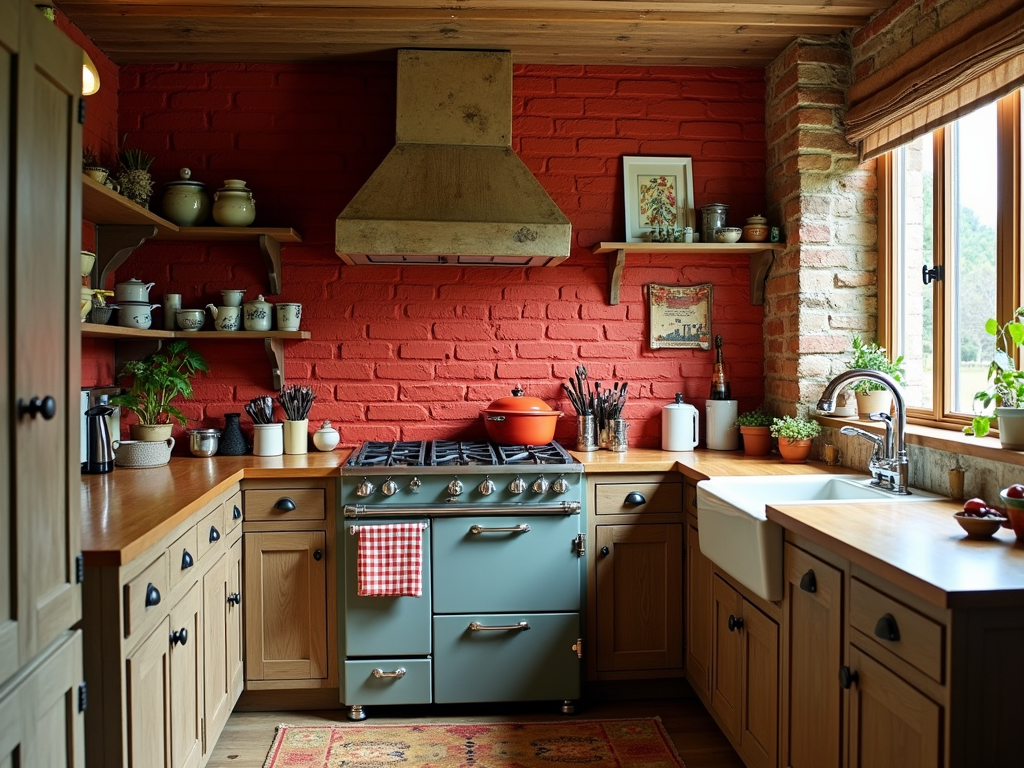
[{"left": 481, "top": 387, "right": 563, "bottom": 445}]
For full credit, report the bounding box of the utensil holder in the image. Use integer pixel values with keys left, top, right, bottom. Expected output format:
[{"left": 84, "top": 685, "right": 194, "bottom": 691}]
[
  {"left": 253, "top": 423, "right": 283, "bottom": 456},
  {"left": 284, "top": 419, "right": 308, "bottom": 455},
  {"left": 609, "top": 419, "right": 629, "bottom": 452},
  {"left": 576, "top": 414, "right": 598, "bottom": 451}
]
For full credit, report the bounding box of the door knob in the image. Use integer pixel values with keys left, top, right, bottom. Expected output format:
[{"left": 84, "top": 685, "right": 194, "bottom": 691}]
[
  {"left": 170, "top": 628, "right": 188, "bottom": 646},
  {"left": 728, "top": 614, "right": 744, "bottom": 632},
  {"left": 839, "top": 665, "right": 859, "bottom": 689},
  {"left": 17, "top": 395, "right": 56, "bottom": 420},
  {"left": 313, "top": 549, "right": 323, "bottom": 561},
  {"left": 227, "top": 592, "right": 241, "bottom": 606},
  {"left": 600, "top": 546, "right": 610, "bottom": 556}
]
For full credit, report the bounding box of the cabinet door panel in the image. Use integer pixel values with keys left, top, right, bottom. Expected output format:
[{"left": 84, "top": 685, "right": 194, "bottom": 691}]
[
  {"left": 711, "top": 575, "right": 743, "bottom": 739},
  {"left": 595, "top": 524, "right": 683, "bottom": 673},
  {"left": 0, "top": 0, "right": 14, "bottom": 688},
  {"left": 127, "top": 619, "right": 171, "bottom": 768},
  {"left": 740, "top": 602, "right": 778, "bottom": 768},
  {"left": 781, "top": 543, "right": 842, "bottom": 768},
  {"left": 169, "top": 584, "right": 201, "bottom": 768},
  {"left": 848, "top": 646, "right": 941, "bottom": 768},
  {"left": 204, "top": 552, "right": 231, "bottom": 745},
  {"left": 227, "top": 537, "right": 244, "bottom": 700},
  {"left": 685, "top": 517, "right": 713, "bottom": 701}
]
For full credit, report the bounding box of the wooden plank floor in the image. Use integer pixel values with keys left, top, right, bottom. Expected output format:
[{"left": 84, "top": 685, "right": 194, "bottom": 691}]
[{"left": 207, "top": 691, "right": 746, "bottom": 767}]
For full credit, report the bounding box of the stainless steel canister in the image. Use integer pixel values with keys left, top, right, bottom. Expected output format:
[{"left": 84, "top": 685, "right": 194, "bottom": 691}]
[
  {"left": 700, "top": 203, "right": 729, "bottom": 241},
  {"left": 609, "top": 419, "right": 630, "bottom": 452},
  {"left": 576, "top": 414, "right": 598, "bottom": 451}
]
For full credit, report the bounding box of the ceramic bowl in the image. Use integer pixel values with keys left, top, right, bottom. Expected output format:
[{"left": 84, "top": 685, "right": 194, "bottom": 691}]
[
  {"left": 118, "top": 301, "right": 158, "bottom": 330},
  {"left": 176, "top": 308, "right": 205, "bottom": 331},
  {"left": 953, "top": 513, "right": 1004, "bottom": 540},
  {"left": 714, "top": 227, "right": 742, "bottom": 244},
  {"left": 998, "top": 489, "right": 1024, "bottom": 539}
]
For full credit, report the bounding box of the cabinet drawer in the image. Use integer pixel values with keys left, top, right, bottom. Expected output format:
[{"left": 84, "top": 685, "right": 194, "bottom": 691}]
[
  {"left": 167, "top": 525, "right": 199, "bottom": 589},
  {"left": 343, "top": 659, "right": 432, "bottom": 706},
  {"left": 850, "top": 578, "right": 944, "bottom": 683},
  {"left": 244, "top": 488, "right": 325, "bottom": 522},
  {"left": 197, "top": 502, "right": 225, "bottom": 561},
  {"left": 223, "top": 489, "right": 243, "bottom": 536},
  {"left": 594, "top": 482, "right": 682, "bottom": 516},
  {"left": 124, "top": 552, "right": 169, "bottom": 638}
]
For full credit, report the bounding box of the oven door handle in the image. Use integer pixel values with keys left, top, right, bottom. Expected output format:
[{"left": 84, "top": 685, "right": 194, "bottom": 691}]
[
  {"left": 469, "top": 524, "right": 530, "bottom": 535},
  {"left": 469, "top": 621, "right": 530, "bottom": 632},
  {"left": 343, "top": 501, "right": 580, "bottom": 517}
]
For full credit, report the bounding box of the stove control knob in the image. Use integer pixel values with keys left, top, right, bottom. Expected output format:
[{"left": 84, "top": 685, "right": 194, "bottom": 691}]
[
  {"left": 409, "top": 477, "right": 422, "bottom": 494},
  {"left": 447, "top": 478, "right": 464, "bottom": 496},
  {"left": 509, "top": 476, "right": 527, "bottom": 494},
  {"left": 552, "top": 475, "right": 571, "bottom": 494},
  {"left": 478, "top": 477, "right": 496, "bottom": 496},
  {"left": 381, "top": 478, "right": 399, "bottom": 497},
  {"left": 356, "top": 479, "right": 376, "bottom": 497},
  {"left": 532, "top": 476, "right": 550, "bottom": 494}
]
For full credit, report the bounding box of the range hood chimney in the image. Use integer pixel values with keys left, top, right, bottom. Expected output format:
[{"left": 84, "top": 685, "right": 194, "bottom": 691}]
[{"left": 336, "top": 50, "right": 572, "bottom": 266}]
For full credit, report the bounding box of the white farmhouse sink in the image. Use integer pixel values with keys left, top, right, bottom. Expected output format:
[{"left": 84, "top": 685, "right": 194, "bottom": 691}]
[{"left": 696, "top": 475, "right": 942, "bottom": 601}]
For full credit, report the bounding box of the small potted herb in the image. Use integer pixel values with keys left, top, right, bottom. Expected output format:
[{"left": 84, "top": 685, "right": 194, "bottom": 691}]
[
  {"left": 82, "top": 146, "right": 110, "bottom": 185},
  {"left": 965, "top": 307, "right": 1024, "bottom": 448},
  {"left": 115, "top": 144, "right": 156, "bottom": 208},
  {"left": 769, "top": 415, "right": 822, "bottom": 463},
  {"left": 847, "top": 336, "right": 906, "bottom": 420},
  {"left": 735, "top": 409, "right": 773, "bottom": 456}
]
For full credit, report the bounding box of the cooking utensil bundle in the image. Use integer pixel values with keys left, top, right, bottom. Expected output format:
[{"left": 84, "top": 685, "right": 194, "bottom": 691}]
[
  {"left": 563, "top": 365, "right": 628, "bottom": 429},
  {"left": 277, "top": 384, "right": 316, "bottom": 421},
  {"left": 245, "top": 395, "right": 275, "bottom": 424}
]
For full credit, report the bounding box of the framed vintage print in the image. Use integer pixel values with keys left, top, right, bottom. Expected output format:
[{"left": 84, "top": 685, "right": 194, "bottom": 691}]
[
  {"left": 623, "top": 156, "right": 695, "bottom": 242},
  {"left": 648, "top": 283, "right": 712, "bottom": 350}
]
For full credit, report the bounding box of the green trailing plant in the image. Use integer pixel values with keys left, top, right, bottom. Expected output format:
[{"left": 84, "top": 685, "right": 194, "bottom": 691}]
[
  {"left": 110, "top": 340, "right": 208, "bottom": 427},
  {"left": 965, "top": 307, "right": 1024, "bottom": 438},
  {"left": 769, "top": 415, "right": 822, "bottom": 442},
  {"left": 735, "top": 409, "right": 774, "bottom": 428},
  {"left": 846, "top": 336, "right": 906, "bottom": 392}
]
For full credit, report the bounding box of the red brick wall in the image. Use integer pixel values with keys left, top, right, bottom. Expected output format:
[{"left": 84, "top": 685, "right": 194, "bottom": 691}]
[{"left": 89, "top": 62, "right": 768, "bottom": 448}]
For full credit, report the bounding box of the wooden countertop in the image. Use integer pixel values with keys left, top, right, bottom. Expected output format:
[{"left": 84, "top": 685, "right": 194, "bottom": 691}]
[
  {"left": 570, "top": 447, "right": 851, "bottom": 479},
  {"left": 81, "top": 451, "right": 349, "bottom": 567}
]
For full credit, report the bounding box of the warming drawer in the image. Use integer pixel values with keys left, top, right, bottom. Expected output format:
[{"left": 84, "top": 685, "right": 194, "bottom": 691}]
[
  {"left": 432, "top": 613, "right": 580, "bottom": 703},
  {"left": 343, "top": 659, "right": 433, "bottom": 706},
  {"left": 431, "top": 515, "right": 581, "bottom": 614}
]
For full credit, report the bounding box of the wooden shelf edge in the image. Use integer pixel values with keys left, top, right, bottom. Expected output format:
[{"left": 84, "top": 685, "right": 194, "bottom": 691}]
[
  {"left": 81, "top": 325, "right": 310, "bottom": 341},
  {"left": 157, "top": 226, "right": 302, "bottom": 243},
  {"left": 82, "top": 174, "right": 179, "bottom": 232}
]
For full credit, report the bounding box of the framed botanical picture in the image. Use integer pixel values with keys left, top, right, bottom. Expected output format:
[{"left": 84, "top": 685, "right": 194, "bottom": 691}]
[
  {"left": 648, "top": 283, "right": 712, "bottom": 350},
  {"left": 623, "top": 156, "right": 695, "bottom": 242}
]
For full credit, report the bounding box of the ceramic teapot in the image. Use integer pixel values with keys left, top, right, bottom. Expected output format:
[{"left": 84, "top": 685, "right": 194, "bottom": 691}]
[
  {"left": 206, "top": 303, "right": 241, "bottom": 331},
  {"left": 114, "top": 278, "right": 156, "bottom": 304},
  {"left": 243, "top": 294, "right": 273, "bottom": 331}
]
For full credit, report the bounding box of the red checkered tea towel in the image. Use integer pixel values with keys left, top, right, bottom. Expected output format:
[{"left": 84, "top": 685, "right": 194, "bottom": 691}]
[{"left": 356, "top": 523, "right": 424, "bottom": 597}]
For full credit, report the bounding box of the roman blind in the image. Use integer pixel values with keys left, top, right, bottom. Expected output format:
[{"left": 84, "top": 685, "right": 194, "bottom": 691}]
[{"left": 845, "top": 0, "right": 1024, "bottom": 160}]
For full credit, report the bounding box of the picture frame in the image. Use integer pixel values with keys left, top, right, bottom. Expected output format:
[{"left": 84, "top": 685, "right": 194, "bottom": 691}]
[
  {"left": 648, "top": 283, "right": 712, "bottom": 350},
  {"left": 623, "top": 156, "right": 696, "bottom": 242}
]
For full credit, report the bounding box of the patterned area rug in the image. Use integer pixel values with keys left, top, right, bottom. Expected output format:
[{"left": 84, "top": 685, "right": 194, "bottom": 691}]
[{"left": 263, "top": 718, "right": 685, "bottom": 768}]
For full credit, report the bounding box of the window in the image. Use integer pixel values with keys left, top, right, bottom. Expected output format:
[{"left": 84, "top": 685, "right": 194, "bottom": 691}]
[{"left": 882, "top": 89, "right": 1021, "bottom": 429}]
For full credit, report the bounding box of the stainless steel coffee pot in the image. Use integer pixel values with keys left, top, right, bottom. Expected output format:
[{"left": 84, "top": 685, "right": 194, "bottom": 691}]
[{"left": 84, "top": 405, "right": 115, "bottom": 474}]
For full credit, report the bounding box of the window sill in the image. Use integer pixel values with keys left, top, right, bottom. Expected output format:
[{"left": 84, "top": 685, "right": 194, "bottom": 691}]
[{"left": 816, "top": 415, "right": 1024, "bottom": 468}]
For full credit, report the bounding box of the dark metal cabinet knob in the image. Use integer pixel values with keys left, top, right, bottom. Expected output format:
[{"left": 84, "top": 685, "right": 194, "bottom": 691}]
[
  {"left": 181, "top": 550, "right": 194, "bottom": 570},
  {"left": 170, "top": 628, "right": 188, "bottom": 646},
  {"left": 145, "top": 583, "right": 160, "bottom": 607},
  {"left": 275, "top": 497, "right": 297, "bottom": 511},
  {"left": 227, "top": 593, "right": 241, "bottom": 606},
  {"left": 600, "top": 546, "right": 610, "bottom": 556},
  {"left": 874, "top": 613, "right": 901, "bottom": 642},
  {"left": 728, "top": 614, "right": 744, "bottom": 632},
  {"left": 839, "top": 665, "right": 859, "bottom": 689},
  {"left": 799, "top": 570, "right": 817, "bottom": 593},
  {"left": 624, "top": 491, "right": 646, "bottom": 505},
  {"left": 209, "top": 526, "right": 220, "bottom": 543},
  {"left": 18, "top": 395, "right": 57, "bottom": 420},
  {"left": 232, "top": 505, "right": 242, "bottom": 520},
  {"left": 313, "top": 549, "right": 323, "bottom": 561}
]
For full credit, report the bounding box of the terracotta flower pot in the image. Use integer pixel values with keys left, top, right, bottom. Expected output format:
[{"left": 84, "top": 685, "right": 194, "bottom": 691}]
[
  {"left": 739, "top": 425, "right": 772, "bottom": 456},
  {"left": 777, "top": 437, "right": 813, "bottom": 463}
]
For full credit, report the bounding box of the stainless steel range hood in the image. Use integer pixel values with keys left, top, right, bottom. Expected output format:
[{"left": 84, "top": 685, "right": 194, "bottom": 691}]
[{"left": 336, "top": 50, "right": 572, "bottom": 266}]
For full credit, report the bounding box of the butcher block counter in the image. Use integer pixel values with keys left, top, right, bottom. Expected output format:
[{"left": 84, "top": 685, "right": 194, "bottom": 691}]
[{"left": 81, "top": 450, "right": 349, "bottom": 567}]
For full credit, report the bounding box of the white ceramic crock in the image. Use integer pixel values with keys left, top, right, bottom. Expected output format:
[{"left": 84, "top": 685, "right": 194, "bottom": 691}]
[
  {"left": 114, "top": 278, "right": 156, "bottom": 304},
  {"left": 117, "top": 301, "right": 160, "bottom": 330}
]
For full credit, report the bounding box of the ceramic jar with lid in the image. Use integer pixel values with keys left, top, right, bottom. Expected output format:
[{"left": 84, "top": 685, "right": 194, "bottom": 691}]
[
  {"left": 313, "top": 420, "right": 340, "bottom": 452},
  {"left": 243, "top": 294, "right": 273, "bottom": 331},
  {"left": 162, "top": 168, "right": 210, "bottom": 226},
  {"left": 114, "top": 278, "right": 156, "bottom": 303},
  {"left": 212, "top": 179, "right": 256, "bottom": 227},
  {"left": 742, "top": 214, "right": 769, "bottom": 243}
]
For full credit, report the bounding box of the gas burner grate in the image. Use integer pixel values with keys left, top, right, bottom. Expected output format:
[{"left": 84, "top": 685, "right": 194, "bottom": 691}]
[
  {"left": 347, "top": 440, "right": 427, "bottom": 467},
  {"left": 430, "top": 440, "right": 499, "bottom": 466},
  {"left": 496, "top": 442, "right": 575, "bottom": 465}
]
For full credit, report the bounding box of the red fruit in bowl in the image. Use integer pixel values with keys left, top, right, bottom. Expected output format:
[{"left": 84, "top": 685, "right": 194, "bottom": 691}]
[
  {"left": 1004, "top": 484, "right": 1024, "bottom": 499},
  {"left": 962, "top": 498, "right": 988, "bottom": 517}
]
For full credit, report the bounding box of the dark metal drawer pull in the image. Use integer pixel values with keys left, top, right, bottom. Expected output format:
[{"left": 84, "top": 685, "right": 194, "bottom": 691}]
[
  {"left": 232, "top": 505, "right": 242, "bottom": 520},
  {"left": 624, "top": 491, "right": 646, "bottom": 505},
  {"left": 372, "top": 667, "right": 406, "bottom": 679},
  {"left": 799, "top": 570, "right": 817, "bottom": 593},
  {"left": 469, "top": 524, "right": 530, "bottom": 534},
  {"left": 145, "top": 583, "right": 161, "bottom": 607},
  {"left": 275, "top": 497, "right": 296, "bottom": 512},
  {"left": 874, "top": 613, "right": 900, "bottom": 642},
  {"left": 227, "top": 593, "right": 241, "bottom": 606},
  {"left": 470, "top": 621, "right": 530, "bottom": 632},
  {"left": 181, "top": 550, "right": 194, "bottom": 570},
  {"left": 209, "top": 526, "right": 220, "bottom": 543}
]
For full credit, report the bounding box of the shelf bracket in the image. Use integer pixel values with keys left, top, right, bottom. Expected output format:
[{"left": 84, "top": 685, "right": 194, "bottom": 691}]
[
  {"left": 749, "top": 250, "right": 775, "bottom": 306},
  {"left": 114, "top": 338, "right": 163, "bottom": 374},
  {"left": 265, "top": 337, "right": 285, "bottom": 391},
  {"left": 607, "top": 249, "right": 626, "bottom": 305},
  {"left": 92, "top": 225, "right": 159, "bottom": 290},
  {"left": 258, "top": 235, "right": 283, "bottom": 295}
]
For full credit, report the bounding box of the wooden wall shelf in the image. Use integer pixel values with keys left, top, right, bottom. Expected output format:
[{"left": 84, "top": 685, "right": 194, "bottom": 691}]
[{"left": 591, "top": 242, "right": 785, "bottom": 306}]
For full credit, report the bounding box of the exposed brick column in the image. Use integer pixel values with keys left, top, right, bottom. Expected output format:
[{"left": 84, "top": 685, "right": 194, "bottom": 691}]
[{"left": 763, "top": 35, "right": 877, "bottom": 417}]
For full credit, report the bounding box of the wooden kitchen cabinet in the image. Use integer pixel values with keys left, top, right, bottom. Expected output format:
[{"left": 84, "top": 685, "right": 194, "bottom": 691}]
[
  {"left": 169, "top": 583, "right": 202, "bottom": 768},
  {"left": 586, "top": 473, "right": 684, "bottom": 681},
  {"left": 685, "top": 512, "right": 713, "bottom": 702}
]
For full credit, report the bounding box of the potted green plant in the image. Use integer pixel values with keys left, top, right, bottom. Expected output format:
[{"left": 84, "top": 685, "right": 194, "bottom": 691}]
[
  {"left": 965, "top": 307, "right": 1024, "bottom": 449},
  {"left": 735, "top": 409, "right": 773, "bottom": 456},
  {"left": 115, "top": 145, "right": 155, "bottom": 208},
  {"left": 769, "top": 415, "right": 822, "bottom": 463},
  {"left": 111, "top": 340, "right": 208, "bottom": 441},
  {"left": 846, "top": 336, "right": 906, "bottom": 420}
]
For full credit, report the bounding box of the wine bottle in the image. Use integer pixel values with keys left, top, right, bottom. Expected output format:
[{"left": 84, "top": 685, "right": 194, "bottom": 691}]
[{"left": 710, "top": 334, "right": 731, "bottom": 400}]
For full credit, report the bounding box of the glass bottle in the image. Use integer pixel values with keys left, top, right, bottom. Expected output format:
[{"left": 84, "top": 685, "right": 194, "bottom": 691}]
[{"left": 710, "top": 334, "right": 731, "bottom": 400}]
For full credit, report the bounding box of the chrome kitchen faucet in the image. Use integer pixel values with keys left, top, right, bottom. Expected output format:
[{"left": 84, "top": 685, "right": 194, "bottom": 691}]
[{"left": 816, "top": 369, "right": 910, "bottom": 495}]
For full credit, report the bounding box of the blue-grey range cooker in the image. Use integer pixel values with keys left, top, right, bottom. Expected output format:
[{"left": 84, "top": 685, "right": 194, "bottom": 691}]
[{"left": 339, "top": 440, "right": 585, "bottom": 720}]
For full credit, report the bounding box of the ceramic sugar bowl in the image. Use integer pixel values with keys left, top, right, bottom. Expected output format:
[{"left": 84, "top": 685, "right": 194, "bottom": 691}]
[
  {"left": 243, "top": 294, "right": 273, "bottom": 331},
  {"left": 162, "top": 168, "right": 210, "bottom": 226},
  {"left": 212, "top": 179, "right": 255, "bottom": 227},
  {"left": 313, "top": 420, "right": 340, "bottom": 452}
]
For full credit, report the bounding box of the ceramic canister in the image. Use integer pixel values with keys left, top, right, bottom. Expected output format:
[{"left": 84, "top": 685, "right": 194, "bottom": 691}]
[
  {"left": 705, "top": 399, "right": 739, "bottom": 451},
  {"left": 162, "top": 168, "right": 210, "bottom": 226},
  {"left": 212, "top": 179, "right": 255, "bottom": 227},
  {"left": 253, "top": 423, "right": 283, "bottom": 456},
  {"left": 243, "top": 294, "right": 273, "bottom": 331},
  {"left": 662, "top": 393, "right": 699, "bottom": 451},
  {"left": 276, "top": 303, "right": 301, "bottom": 331}
]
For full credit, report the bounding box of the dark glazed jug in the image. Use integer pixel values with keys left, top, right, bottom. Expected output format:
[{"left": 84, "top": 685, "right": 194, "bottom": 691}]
[{"left": 218, "top": 412, "right": 248, "bottom": 455}]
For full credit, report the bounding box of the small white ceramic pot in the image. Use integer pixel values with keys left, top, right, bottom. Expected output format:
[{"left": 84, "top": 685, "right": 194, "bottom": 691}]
[
  {"left": 276, "top": 303, "right": 301, "bottom": 331},
  {"left": 212, "top": 180, "right": 255, "bottom": 227},
  {"left": 114, "top": 278, "right": 156, "bottom": 303},
  {"left": 243, "top": 295, "right": 273, "bottom": 332},
  {"left": 162, "top": 168, "right": 210, "bottom": 226},
  {"left": 221, "top": 289, "right": 245, "bottom": 307},
  {"left": 313, "top": 420, "right": 340, "bottom": 452},
  {"left": 176, "top": 309, "right": 205, "bottom": 331},
  {"left": 253, "top": 423, "right": 283, "bottom": 456},
  {"left": 118, "top": 301, "right": 160, "bottom": 330}
]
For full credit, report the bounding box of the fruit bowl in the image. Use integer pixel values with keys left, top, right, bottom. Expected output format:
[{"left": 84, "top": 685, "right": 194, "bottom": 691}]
[
  {"left": 998, "top": 488, "right": 1024, "bottom": 539},
  {"left": 953, "top": 512, "right": 1004, "bottom": 540}
]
